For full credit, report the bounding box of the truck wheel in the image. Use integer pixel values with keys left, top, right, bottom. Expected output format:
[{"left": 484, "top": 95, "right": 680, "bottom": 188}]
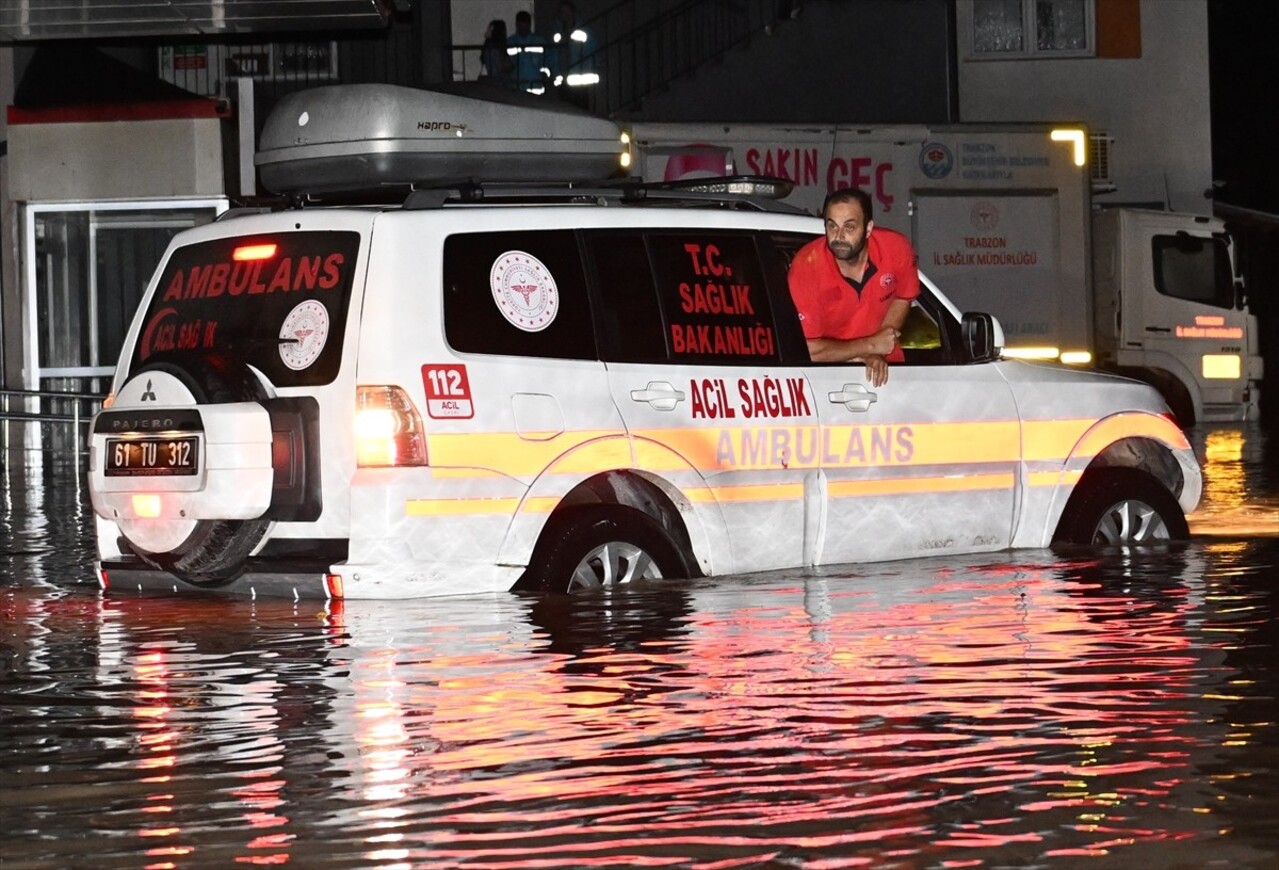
[
  {"left": 1053, "top": 468, "right": 1189, "bottom": 545},
  {"left": 527, "top": 507, "right": 689, "bottom": 594},
  {"left": 121, "top": 355, "right": 272, "bottom": 584}
]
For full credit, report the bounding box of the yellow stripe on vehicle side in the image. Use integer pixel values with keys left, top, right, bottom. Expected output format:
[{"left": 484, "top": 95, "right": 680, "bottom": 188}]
[
  {"left": 1028, "top": 469, "right": 1084, "bottom": 488},
  {"left": 828, "top": 472, "right": 1015, "bottom": 498},
  {"left": 428, "top": 430, "right": 621, "bottom": 477},
  {"left": 406, "top": 497, "right": 524, "bottom": 516},
  {"left": 405, "top": 495, "right": 565, "bottom": 516},
  {"left": 1022, "top": 413, "right": 1186, "bottom": 462},
  {"left": 705, "top": 482, "right": 806, "bottom": 503},
  {"left": 1073, "top": 412, "right": 1189, "bottom": 457},
  {"left": 416, "top": 414, "right": 1182, "bottom": 490}
]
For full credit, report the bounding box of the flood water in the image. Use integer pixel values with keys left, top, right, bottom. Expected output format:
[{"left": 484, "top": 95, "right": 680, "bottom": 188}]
[{"left": 2, "top": 424, "right": 1277, "bottom": 869}]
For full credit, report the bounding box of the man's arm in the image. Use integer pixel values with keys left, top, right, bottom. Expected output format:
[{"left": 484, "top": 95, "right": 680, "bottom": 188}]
[
  {"left": 805, "top": 327, "right": 897, "bottom": 362},
  {"left": 805, "top": 299, "right": 911, "bottom": 363},
  {"left": 805, "top": 298, "right": 911, "bottom": 387},
  {"left": 881, "top": 297, "right": 911, "bottom": 334}
]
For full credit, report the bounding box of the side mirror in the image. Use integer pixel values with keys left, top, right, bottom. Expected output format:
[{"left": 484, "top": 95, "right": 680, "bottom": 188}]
[{"left": 961, "top": 312, "right": 1003, "bottom": 363}]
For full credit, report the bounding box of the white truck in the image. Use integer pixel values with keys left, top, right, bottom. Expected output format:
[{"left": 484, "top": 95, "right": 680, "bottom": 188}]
[{"left": 627, "top": 121, "right": 1263, "bottom": 426}]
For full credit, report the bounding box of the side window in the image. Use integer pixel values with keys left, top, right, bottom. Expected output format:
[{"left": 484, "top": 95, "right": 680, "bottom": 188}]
[
  {"left": 899, "top": 301, "right": 948, "bottom": 365},
  {"left": 1152, "top": 234, "right": 1235, "bottom": 309},
  {"left": 584, "top": 232, "right": 668, "bottom": 363},
  {"left": 769, "top": 230, "right": 960, "bottom": 366},
  {"left": 648, "top": 233, "right": 783, "bottom": 365},
  {"left": 761, "top": 231, "right": 822, "bottom": 363},
  {"left": 443, "top": 230, "right": 596, "bottom": 359}
]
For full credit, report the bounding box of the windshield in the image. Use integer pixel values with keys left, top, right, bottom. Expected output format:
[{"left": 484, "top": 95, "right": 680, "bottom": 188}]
[{"left": 1152, "top": 233, "right": 1235, "bottom": 309}]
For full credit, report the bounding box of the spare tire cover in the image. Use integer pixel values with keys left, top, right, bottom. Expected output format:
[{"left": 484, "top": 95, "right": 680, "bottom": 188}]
[{"left": 114, "top": 354, "right": 272, "bottom": 583}]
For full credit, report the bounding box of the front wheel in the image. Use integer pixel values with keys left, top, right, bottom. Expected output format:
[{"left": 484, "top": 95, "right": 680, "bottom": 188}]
[
  {"left": 526, "top": 507, "right": 689, "bottom": 594},
  {"left": 1053, "top": 468, "right": 1189, "bottom": 545}
]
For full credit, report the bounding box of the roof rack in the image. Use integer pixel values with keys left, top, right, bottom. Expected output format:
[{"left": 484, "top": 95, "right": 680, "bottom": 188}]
[{"left": 397, "top": 175, "right": 805, "bottom": 214}]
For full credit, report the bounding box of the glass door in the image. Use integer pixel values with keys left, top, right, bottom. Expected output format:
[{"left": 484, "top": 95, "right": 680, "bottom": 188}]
[{"left": 16, "top": 199, "right": 226, "bottom": 455}]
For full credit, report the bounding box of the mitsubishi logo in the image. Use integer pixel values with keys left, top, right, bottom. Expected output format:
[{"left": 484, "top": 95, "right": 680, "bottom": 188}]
[{"left": 141, "top": 379, "right": 156, "bottom": 402}]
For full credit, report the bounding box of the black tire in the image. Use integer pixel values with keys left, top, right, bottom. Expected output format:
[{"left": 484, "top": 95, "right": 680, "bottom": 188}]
[
  {"left": 526, "top": 506, "right": 690, "bottom": 594},
  {"left": 124, "top": 354, "right": 271, "bottom": 584},
  {"left": 1053, "top": 468, "right": 1189, "bottom": 546}
]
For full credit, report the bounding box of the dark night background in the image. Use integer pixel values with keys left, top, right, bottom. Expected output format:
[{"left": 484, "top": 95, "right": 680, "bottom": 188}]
[
  {"left": 1209, "top": 0, "right": 1279, "bottom": 427},
  {"left": 1210, "top": 0, "right": 1279, "bottom": 213}
]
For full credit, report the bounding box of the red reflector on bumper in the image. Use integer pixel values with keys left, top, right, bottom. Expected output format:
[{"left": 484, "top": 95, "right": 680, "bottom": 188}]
[{"left": 325, "top": 573, "right": 344, "bottom": 599}]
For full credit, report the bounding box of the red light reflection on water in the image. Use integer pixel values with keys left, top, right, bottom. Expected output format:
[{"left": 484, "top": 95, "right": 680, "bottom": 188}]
[
  {"left": 111, "top": 599, "right": 352, "bottom": 867},
  {"left": 6, "top": 542, "right": 1253, "bottom": 869},
  {"left": 301, "top": 560, "right": 1231, "bottom": 866}
]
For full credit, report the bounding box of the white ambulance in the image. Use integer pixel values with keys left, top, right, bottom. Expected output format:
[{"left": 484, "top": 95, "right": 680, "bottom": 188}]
[{"left": 86, "top": 86, "right": 1202, "bottom": 600}]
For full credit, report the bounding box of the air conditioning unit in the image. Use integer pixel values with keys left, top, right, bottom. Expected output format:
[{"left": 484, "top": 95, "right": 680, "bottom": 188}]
[{"left": 1090, "top": 132, "right": 1116, "bottom": 193}]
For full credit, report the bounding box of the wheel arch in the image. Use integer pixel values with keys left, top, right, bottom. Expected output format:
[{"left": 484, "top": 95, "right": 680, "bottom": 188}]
[
  {"left": 504, "top": 468, "right": 716, "bottom": 589},
  {"left": 498, "top": 433, "right": 732, "bottom": 581},
  {"left": 1039, "top": 411, "right": 1201, "bottom": 544}
]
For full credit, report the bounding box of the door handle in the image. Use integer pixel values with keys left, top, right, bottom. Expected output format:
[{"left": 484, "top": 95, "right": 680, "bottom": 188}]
[
  {"left": 630, "top": 381, "right": 685, "bottom": 411},
  {"left": 828, "top": 383, "right": 878, "bottom": 412}
]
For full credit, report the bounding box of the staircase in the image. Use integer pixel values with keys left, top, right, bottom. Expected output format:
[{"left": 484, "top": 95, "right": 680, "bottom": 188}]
[{"left": 584, "top": 0, "right": 778, "bottom": 118}]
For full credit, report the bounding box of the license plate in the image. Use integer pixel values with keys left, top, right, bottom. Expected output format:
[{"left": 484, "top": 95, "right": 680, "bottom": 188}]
[{"left": 105, "top": 436, "right": 199, "bottom": 477}]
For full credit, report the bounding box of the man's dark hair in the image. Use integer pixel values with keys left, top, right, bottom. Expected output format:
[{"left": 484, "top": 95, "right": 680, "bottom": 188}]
[
  {"left": 516, "top": 10, "right": 531, "bottom": 24},
  {"left": 822, "top": 188, "right": 873, "bottom": 223}
]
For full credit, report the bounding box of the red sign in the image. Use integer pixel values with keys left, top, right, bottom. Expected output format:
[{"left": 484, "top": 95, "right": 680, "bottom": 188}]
[{"left": 422, "top": 364, "right": 474, "bottom": 419}]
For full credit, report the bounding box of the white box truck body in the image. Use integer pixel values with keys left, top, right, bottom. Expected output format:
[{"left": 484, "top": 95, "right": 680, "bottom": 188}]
[{"left": 628, "top": 121, "right": 1262, "bottom": 425}]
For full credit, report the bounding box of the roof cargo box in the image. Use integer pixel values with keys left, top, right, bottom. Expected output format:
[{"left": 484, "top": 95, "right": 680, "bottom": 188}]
[{"left": 255, "top": 84, "right": 626, "bottom": 195}]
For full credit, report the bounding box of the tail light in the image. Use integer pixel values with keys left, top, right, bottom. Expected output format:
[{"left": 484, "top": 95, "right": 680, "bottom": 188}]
[{"left": 355, "top": 385, "right": 427, "bottom": 467}]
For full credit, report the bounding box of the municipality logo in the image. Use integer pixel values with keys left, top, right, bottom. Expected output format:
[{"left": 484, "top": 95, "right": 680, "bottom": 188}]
[{"left": 919, "top": 142, "right": 954, "bottom": 180}]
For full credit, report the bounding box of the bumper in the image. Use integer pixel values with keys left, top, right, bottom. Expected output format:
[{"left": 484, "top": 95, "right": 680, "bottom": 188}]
[{"left": 97, "top": 556, "right": 338, "bottom": 600}]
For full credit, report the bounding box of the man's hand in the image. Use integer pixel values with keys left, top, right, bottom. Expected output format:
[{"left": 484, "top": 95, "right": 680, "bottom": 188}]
[
  {"left": 864, "top": 326, "right": 900, "bottom": 356},
  {"left": 857, "top": 354, "right": 889, "bottom": 387}
]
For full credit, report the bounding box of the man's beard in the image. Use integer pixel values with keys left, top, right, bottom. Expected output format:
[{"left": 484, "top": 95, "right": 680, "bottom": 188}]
[{"left": 828, "top": 236, "right": 866, "bottom": 261}]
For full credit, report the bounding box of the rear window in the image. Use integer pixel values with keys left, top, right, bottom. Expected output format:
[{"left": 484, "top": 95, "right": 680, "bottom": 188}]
[{"left": 128, "top": 231, "right": 360, "bottom": 386}]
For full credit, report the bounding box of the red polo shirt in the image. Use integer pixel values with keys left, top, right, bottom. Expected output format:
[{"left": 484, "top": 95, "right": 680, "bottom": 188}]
[{"left": 788, "top": 228, "right": 919, "bottom": 362}]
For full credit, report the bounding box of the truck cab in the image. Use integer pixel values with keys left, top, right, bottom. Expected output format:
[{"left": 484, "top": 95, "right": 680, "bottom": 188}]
[{"left": 1092, "top": 207, "right": 1262, "bottom": 426}]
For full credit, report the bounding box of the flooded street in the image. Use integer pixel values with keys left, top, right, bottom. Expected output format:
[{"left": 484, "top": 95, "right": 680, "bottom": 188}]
[{"left": 2, "top": 424, "right": 1277, "bottom": 868}]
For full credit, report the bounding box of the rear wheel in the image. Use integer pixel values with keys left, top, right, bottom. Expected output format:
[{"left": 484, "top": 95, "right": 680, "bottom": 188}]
[
  {"left": 1054, "top": 468, "right": 1189, "bottom": 545},
  {"left": 527, "top": 507, "right": 689, "bottom": 594}
]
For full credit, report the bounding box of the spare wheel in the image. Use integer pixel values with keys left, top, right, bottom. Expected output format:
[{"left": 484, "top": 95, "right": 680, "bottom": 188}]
[{"left": 109, "top": 354, "right": 274, "bottom": 583}]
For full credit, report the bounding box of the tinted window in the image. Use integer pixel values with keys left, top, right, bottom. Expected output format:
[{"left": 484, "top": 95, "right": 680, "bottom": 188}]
[
  {"left": 761, "top": 232, "right": 827, "bottom": 364},
  {"left": 444, "top": 231, "right": 595, "bottom": 360},
  {"left": 586, "top": 232, "right": 668, "bottom": 363},
  {"left": 129, "top": 231, "right": 360, "bottom": 387},
  {"left": 1152, "top": 234, "right": 1235, "bottom": 309},
  {"left": 648, "top": 233, "right": 782, "bottom": 365}
]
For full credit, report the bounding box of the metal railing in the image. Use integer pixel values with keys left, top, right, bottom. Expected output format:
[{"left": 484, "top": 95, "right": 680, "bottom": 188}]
[
  {"left": 444, "top": 0, "right": 776, "bottom": 118},
  {"left": 587, "top": 0, "right": 775, "bottom": 116},
  {"left": 1, "top": 388, "right": 107, "bottom": 467}
]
